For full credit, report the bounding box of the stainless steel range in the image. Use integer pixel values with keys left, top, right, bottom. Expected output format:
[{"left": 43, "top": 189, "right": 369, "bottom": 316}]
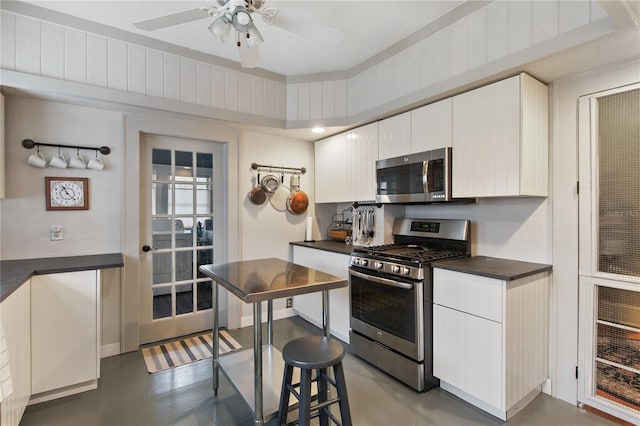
[{"left": 349, "top": 218, "right": 470, "bottom": 391}]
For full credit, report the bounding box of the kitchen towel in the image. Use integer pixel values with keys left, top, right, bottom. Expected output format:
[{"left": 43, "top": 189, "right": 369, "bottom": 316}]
[{"left": 141, "top": 329, "right": 241, "bottom": 374}]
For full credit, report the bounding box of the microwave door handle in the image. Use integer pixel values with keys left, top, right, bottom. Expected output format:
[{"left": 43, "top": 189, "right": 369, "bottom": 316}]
[
  {"left": 350, "top": 270, "right": 414, "bottom": 290},
  {"left": 423, "top": 160, "right": 429, "bottom": 193}
]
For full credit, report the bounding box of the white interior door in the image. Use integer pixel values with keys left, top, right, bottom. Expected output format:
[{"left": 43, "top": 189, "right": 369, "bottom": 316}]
[
  {"left": 139, "top": 134, "right": 226, "bottom": 343},
  {"left": 577, "top": 84, "right": 640, "bottom": 423}
]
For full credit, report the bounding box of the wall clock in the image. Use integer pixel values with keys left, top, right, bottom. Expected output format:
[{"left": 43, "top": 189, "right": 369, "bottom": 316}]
[{"left": 45, "top": 177, "right": 89, "bottom": 211}]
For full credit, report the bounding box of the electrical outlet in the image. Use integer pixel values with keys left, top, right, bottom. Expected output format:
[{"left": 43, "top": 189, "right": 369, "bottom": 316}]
[
  {"left": 286, "top": 298, "right": 292, "bottom": 308},
  {"left": 50, "top": 225, "right": 63, "bottom": 241}
]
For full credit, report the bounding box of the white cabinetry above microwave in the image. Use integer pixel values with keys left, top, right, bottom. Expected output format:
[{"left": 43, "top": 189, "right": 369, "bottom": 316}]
[
  {"left": 411, "top": 98, "right": 452, "bottom": 153},
  {"left": 452, "top": 73, "right": 549, "bottom": 198},
  {"left": 315, "top": 122, "right": 378, "bottom": 203},
  {"left": 378, "top": 112, "right": 411, "bottom": 160}
]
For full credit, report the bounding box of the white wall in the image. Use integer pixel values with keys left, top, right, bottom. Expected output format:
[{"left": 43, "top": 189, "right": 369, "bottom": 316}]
[
  {"left": 1, "top": 96, "right": 124, "bottom": 352},
  {"left": 406, "top": 197, "right": 551, "bottom": 264},
  {"left": 238, "top": 130, "right": 315, "bottom": 326},
  {"left": 1, "top": 96, "right": 122, "bottom": 259}
]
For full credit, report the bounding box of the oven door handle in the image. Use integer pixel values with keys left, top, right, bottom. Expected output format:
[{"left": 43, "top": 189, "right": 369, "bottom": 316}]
[{"left": 350, "top": 270, "right": 414, "bottom": 290}]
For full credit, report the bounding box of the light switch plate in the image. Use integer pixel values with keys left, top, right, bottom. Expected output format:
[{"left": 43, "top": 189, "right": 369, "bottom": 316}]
[{"left": 50, "top": 225, "right": 63, "bottom": 241}]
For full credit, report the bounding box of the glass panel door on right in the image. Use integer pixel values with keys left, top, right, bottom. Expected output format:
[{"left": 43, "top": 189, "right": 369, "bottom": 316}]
[
  {"left": 597, "top": 88, "right": 640, "bottom": 277},
  {"left": 579, "top": 85, "right": 640, "bottom": 424}
]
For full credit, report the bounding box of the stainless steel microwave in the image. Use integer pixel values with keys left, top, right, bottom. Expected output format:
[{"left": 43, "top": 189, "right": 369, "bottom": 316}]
[{"left": 376, "top": 147, "right": 466, "bottom": 204}]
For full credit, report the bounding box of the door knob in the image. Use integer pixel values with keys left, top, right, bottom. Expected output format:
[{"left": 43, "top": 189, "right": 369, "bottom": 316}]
[{"left": 142, "top": 244, "right": 155, "bottom": 252}]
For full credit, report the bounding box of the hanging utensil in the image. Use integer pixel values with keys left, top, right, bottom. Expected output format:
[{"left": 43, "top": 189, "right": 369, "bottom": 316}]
[
  {"left": 287, "top": 174, "right": 309, "bottom": 215},
  {"left": 249, "top": 172, "right": 267, "bottom": 205},
  {"left": 261, "top": 173, "right": 279, "bottom": 193},
  {"left": 270, "top": 184, "right": 291, "bottom": 211}
]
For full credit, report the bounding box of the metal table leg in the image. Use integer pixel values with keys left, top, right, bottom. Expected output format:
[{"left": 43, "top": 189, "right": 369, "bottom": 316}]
[
  {"left": 322, "top": 290, "right": 330, "bottom": 337},
  {"left": 267, "top": 300, "right": 273, "bottom": 346},
  {"left": 253, "top": 302, "right": 264, "bottom": 425},
  {"left": 212, "top": 281, "right": 220, "bottom": 395}
]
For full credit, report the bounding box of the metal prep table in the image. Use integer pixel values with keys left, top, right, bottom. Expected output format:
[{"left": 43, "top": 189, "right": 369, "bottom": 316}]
[{"left": 198, "top": 257, "right": 348, "bottom": 425}]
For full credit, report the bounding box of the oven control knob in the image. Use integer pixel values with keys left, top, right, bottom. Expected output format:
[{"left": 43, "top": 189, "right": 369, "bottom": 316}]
[
  {"left": 361, "top": 259, "right": 368, "bottom": 267},
  {"left": 373, "top": 261, "right": 383, "bottom": 270},
  {"left": 352, "top": 258, "right": 360, "bottom": 266},
  {"left": 391, "top": 265, "right": 400, "bottom": 273},
  {"left": 401, "top": 267, "right": 411, "bottom": 275}
]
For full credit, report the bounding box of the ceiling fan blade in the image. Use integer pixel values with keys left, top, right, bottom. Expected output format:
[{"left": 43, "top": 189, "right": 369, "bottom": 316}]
[
  {"left": 133, "top": 7, "right": 214, "bottom": 31},
  {"left": 238, "top": 44, "right": 261, "bottom": 69},
  {"left": 272, "top": 14, "right": 344, "bottom": 44}
]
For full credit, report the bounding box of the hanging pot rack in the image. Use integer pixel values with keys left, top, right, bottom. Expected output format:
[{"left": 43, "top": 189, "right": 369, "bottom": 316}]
[
  {"left": 22, "top": 139, "right": 111, "bottom": 155},
  {"left": 251, "top": 162, "right": 306, "bottom": 174}
]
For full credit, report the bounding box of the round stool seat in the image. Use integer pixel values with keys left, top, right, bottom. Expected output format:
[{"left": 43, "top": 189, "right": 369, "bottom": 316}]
[{"left": 282, "top": 336, "right": 345, "bottom": 370}]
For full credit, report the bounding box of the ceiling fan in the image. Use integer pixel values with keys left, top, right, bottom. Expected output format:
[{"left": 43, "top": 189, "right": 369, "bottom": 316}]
[{"left": 133, "top": 0, "right": 342, "bottom": 69}]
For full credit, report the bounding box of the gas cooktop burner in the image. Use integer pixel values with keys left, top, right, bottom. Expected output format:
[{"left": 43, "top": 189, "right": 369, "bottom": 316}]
[{"left": 353, "top": 244, "right": 465, "bottom": 263}]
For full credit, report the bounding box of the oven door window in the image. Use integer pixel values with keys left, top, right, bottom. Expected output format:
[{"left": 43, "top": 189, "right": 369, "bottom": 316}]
[
  {"left": 350, "top": 271, "right": 416, "bottom": 342},
  {"left": 377, "top": 162, "right": 425, "bottom": 196}
]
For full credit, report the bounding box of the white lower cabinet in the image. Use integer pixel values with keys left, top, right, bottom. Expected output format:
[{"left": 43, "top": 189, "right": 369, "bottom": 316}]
[
  {"left": 30, "top": 271, "right": 100, "bottom": 401},
  {"left": 292, "top": 246, "right": 350, "bottom": 343},
  {"left": 0, "top": 281, "right": 31, "bottom": 426},
  {"left": 433, "top": 268, "right": 549, "bottom": 420}
]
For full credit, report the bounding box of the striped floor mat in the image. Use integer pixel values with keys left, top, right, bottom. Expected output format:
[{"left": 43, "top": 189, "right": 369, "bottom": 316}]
[{"left": 141, "top": 330, "right": 242, "bottom": 374}]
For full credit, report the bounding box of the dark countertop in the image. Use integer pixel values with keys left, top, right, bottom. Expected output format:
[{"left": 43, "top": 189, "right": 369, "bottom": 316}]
[
  {"left": 290, "top": 240, "right": 354, "bottom": 256},
  {"left": 199, "top": 258, "right": 348, "bottom": 303},
  {"left": 1, "top": 253, "right": 124, "bottom": 302},
  {"left": 433, "top": 255, "right": 552, "bottom": 281}
]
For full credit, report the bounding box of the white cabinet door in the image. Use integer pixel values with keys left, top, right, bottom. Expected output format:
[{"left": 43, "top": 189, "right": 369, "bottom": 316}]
[
  {"left": 315, "top": 133, "right": 347, "bottom": 203},
  {"left": 292, "top": 246, "right": 351, "bottom": 342},
  {"left": 411, "top": 98, "right": 452, "bottom": 153},
  {"left": 433, "top": 304, "right": 503, "bottom": 410},
  {"left": 1, "top": 281, "right": 31, "bottom": 426},
  {"left": 452, "top": 75, "right": 520, "bottom": 197},
  {"left": 31, "top": 271, "right": 100, "bottom": 395},
  {"left": 0, "top": 93, "right": 5, "bottom": 199},
  {"left": 452, "top": 73, "right": 548, "bottom": 198},
  {"left": 378, "top": 111, "right": 411, "bottom": 160},
  {"left": 349, "top": 122, "right": 379, "bottom": 202},
  {"left": 316, "top": 124, "right": 378, "bottom": 203}
]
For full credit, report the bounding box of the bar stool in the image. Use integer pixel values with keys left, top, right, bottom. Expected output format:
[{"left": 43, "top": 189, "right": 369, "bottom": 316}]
[{"left": 277, "top": 335, "right": 352, "bottom": 426}]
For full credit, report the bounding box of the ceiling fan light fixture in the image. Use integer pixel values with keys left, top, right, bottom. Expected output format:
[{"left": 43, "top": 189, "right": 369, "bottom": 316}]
[
  {"left": 246, "top": 24, "right": 264, "bottom": 47},
  {"left": 208, "top": 16, "right": 231, "bottom": 42},
  {"left": 231, "top": 7, "right": 252, "bottom": 32},
  {"left": 260, "top": 7, "right": 278, "bottom": 25}
]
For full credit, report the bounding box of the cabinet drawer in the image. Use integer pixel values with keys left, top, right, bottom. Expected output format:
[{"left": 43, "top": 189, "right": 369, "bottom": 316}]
[{"left": 433, "top": 269, "right": 503, "bottom": 323}]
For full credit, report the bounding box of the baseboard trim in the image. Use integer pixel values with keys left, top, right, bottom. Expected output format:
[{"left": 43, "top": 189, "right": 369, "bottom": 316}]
[
  {"left": 240, "top": 307, "right": 296, "bottom": 328},
  {"left": 101, "top": 342, "right": 121, "bottom": 358},
  {"left": 29, "top": 380, "right": 98, "bottom": 405}
]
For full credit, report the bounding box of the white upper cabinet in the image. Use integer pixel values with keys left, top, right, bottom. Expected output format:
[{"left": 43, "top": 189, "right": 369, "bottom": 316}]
[
  {"left": 315, "top": 133, "right": 346, "bottom": 203},
  {"left": 315, "top": 122, "right": 378, "bottom": 203},
  {"left": 378, "top": 111, "right": 411, "bottom": 160},
  {"left": 411, "top": 98, "right": 452, "bottom": 152},
  {"left": 348, "top": 122, "right": 379, "bottom": 202},
  {"left": 452, "top": 73, "right": 549, "bottom": 198}
]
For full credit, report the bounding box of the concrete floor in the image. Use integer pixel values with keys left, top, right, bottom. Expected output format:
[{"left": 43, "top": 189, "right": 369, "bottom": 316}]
[{"left": 21, "top": 316, "right": 615, "bottom": 426}]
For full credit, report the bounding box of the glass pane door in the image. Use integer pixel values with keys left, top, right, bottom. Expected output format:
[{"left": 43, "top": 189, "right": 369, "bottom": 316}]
[
  {"left": 597, "top": 88, "right": 640, "bottom": 277},
  {"left": 150, "top": 149, "right": 215, "bottom": 319},
  {"left": 140, "top": 134, "right": 225, "bottom": 343}
]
